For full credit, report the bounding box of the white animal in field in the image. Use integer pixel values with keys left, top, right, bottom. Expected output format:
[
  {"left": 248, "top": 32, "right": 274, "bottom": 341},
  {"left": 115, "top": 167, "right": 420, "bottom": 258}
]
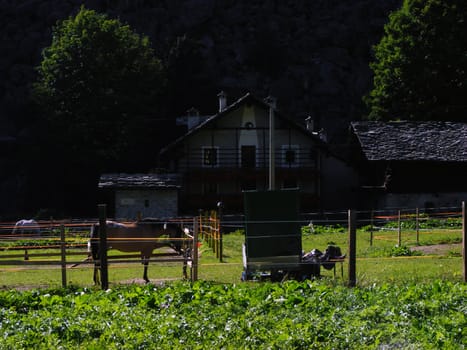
[{"left": 12, "top": 219, "right": 40, "bottom": 235}]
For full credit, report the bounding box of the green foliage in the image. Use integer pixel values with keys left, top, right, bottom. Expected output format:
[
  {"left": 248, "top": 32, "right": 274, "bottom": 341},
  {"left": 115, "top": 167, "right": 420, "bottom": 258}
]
[
  {"left": 303, "top": 216, "right": 460, "bottom": 235},
  {"left": 364, "top": 216, "right": 461, "bottom": 231},
  {"left": 390, "top": 245, "right": 421, "bottom": 257},
  {"left": 0, "top": 281, "right": 466, "bottom": 349},
  {"left": 33, "top": 6, "right": 165, "bottom": 164},
  {"left": 365, "top": 0, "right": 467, "bottom": 121},
  {"left": 0, "top": 224, "right": 462, "bottom": 288},
  {"left": 0, "top": 239, "right": 57, "bottom": 248},
  {"left": 0, "top": 238, "right": 85, "bottom": 249},
  {"left": 302, "top": 224, "right": 346, "bottom": 235}
]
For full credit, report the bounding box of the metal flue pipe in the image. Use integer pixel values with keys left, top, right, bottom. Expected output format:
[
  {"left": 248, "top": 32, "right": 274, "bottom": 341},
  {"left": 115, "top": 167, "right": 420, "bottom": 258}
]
[{"left": 265, "top": 96, "right": 276, "bottom": 191}]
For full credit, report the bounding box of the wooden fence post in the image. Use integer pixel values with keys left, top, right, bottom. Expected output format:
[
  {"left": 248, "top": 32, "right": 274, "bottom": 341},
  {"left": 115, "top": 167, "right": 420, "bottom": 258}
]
[
  {"left": 348, "top": 209, "right": 356, "bottom": 287},
  {"left": 60, "top": 224, "right": 67, "bottom": 288},
  {"left": 462, "top": 202, "right": 467, "bottom": 283},
  {"left": 192, "top": 217, "right": 199, "bottom": 282},
  {"left": 98, "top": 204, "right": 109, "bottom": 290}
]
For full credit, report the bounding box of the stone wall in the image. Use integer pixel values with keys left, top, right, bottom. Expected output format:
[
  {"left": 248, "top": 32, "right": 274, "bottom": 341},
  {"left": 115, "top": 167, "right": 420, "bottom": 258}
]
[{"left": 115, "top": 189, "right": 178, "bottom": 220}]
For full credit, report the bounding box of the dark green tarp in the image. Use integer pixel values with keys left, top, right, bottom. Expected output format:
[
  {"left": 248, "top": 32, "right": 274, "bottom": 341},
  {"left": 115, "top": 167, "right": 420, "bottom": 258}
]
[{"left": 243, "top": 189, "right": 301, "bottom": 260}]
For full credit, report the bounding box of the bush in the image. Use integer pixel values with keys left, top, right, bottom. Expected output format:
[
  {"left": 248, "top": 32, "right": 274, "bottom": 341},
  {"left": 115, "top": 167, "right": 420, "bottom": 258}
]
[
  {"left": 390, "top": 245, "right": 421, "bottom": 257},
  {"left": 302, "top": 224, "right": 345, "bottom": 235}
]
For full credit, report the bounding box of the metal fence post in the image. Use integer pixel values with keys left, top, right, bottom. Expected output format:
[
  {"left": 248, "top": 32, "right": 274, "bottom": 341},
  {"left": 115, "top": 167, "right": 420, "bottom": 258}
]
[
  {"left": 98, "top": 204, "right": 109, "bottom": 290},
  {"left": 60, "top": 224, "right": 67, "bottom": 288},
  {"left": 397, "top": 210, "right": 402, "bottom": 246},
  {"left": 348, "top": 209, "right": 356, "bottom": 287},
  {"left": 462, "top": 202, "right": 467, "bottom": 283},
  {"left": 213, "top": 210, "right": 217, "bottom": 254},
  {"left": 217, "top": 213, "right": 221, "bottom": 260},
  {"left": 198, "top": 209, "right": 203, "bottom": 240},
  {"left": 217, "top": 201, "right": 223, "bottom": 263},
  {"left": 192, "top": 217, "right": 199, "bottom": 281},
  {"left": 212, "top": 210, "right": 217, "bottom": 255},
  {"left": 416, "top": 207, "right": 420, "bottom": 245}
]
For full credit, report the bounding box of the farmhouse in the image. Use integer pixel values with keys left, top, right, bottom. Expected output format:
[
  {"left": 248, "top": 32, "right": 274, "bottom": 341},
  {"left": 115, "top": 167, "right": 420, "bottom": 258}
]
[
  {"left": 158, "top": 92, "right": 356, "bottom": 213},
  {"left": 98, "top": 173, "right": 180, "bottom": 219},
  {"left": 349, "top": 121, "right": 467, "bottom": 210}
]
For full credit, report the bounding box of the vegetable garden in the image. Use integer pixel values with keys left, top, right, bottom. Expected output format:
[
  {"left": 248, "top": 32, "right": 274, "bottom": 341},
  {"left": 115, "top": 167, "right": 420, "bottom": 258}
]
[
  {"left": 1, "top": 280, "right": 466, "bottom": 349},
  {"left": 1, "top": 206, "right": 466, "bottom": 348}
]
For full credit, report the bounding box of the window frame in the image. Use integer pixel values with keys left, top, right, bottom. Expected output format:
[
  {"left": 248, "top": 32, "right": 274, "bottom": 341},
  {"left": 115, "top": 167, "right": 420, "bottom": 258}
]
[
  {"left": 281, "top": 144, "right": 299, "bottom": 168},
  {"left": 202, "top": 146, "right": 219, "bottom": 167},
  {"left": 240, "top": 145, "right": 257, "bottom": 168}
]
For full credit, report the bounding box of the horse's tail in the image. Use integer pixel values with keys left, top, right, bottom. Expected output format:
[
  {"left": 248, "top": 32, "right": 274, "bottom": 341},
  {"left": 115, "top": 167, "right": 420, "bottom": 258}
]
[
  {"left": 89, "top": 223, "right": 100, "bottom": 261},
  {"left": 169, "top": 224, "right": 186, "bottom": 254}
]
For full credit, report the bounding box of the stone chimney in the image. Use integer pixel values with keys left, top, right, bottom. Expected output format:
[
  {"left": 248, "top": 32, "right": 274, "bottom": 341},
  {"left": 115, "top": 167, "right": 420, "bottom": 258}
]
[
  {"left": 186, "top": 107, "right": 200, "bottom": 129},
  {"left": 264, "top": 95, "right": 277, "bottom": 109},
  {"left": 318, "top": 128, "right": 327, "bottom": 142},
  {"left": 217, "top": 91, "right": 227, "bottom": 112},
  {"left": 176, "top": 107, "right": 206, "bottom": 130},
  {"left": 305, "top": 116, "right": 314, "bottom": 132}
]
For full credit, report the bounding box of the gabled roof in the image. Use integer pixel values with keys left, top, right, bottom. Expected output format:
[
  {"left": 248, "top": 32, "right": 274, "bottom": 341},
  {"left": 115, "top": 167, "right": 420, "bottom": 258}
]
[
  {"left": 98, "top": 173, "right": 180, "bottom": 189},
  {"left": 351, "top": 121, "right": 467, "bottom": 162},
  {"left": 0, "top": 136, "right": 16, "bottom": 143},
  {"left": 160, "top": 92, "right": 324, "bottom": 155}
]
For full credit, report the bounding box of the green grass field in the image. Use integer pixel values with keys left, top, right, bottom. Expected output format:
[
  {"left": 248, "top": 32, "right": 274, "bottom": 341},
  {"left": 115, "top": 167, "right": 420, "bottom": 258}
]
[{"left": 0, "top": 226, "right": 464, "bottom": 289}]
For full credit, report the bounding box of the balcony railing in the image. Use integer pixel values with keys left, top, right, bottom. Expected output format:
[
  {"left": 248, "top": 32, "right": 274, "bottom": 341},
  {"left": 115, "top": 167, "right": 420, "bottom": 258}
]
[{"left": 178, "top": 147, "right": 319, "bottom": 171}]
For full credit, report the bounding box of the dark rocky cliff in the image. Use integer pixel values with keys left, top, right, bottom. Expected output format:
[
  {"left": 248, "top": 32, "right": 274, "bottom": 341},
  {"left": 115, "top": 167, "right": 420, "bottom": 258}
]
[{"left": 0, "top": 0, "right": 401, "bottom": 218}]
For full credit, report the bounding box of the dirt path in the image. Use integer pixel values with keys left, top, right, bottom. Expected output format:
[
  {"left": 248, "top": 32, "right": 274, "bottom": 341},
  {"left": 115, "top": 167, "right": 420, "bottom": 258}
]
[{"left": 410, "top": 243, "right": 461, "bottom": 255}]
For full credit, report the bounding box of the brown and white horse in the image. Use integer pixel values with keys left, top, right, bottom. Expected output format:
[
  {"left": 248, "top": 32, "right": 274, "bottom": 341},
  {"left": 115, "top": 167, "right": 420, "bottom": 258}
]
[{"left": 89, "top": 219, "right": 188, "bottom": 284}]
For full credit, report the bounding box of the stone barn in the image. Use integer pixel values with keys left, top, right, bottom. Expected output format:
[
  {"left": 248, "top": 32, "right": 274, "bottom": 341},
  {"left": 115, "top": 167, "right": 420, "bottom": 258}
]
[
  {"left": 98, "top": 173, "right": 180, "bottom": 220},
  {"left": 349, "top": 121, "right": 467, "bottom": 210}
]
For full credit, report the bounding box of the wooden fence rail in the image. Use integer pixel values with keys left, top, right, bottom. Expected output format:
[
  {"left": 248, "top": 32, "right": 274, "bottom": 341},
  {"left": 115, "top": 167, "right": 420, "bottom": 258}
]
[
  {"left": 0, "top": 211, "right": 199, "bottom": 288},
  {"left": 95, "top": 205, "right": 198, "bottom": 289},
  {"left": 365, "top": 207, "right": 463, "bottom": 247},
  {"left": 0, "top": 224, "right": 89, "bottom": 288},
  {"left": 199, "top": 210, "right": 223, "bottom": 262},
  {"left": 1, "top": 204, "right": 465, "bottom": 286}
]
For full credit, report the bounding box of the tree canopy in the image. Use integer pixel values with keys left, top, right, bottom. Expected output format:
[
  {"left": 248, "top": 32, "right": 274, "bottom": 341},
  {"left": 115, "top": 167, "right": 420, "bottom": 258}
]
[
  {"left": 365, "top": 0, "right": 467, "bottom": 121},
  {"left": 33, "top": 6, "right": 165, "bottom": 164},
  {"left": 30, "top": 6, "right": 166, "bottom": 215}
]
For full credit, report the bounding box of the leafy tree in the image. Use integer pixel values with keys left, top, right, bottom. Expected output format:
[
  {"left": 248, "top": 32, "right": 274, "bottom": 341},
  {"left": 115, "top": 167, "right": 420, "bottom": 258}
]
[
  {"left": 31, "top": 6, "right": 165, "bottom": 215},
  {"left": 365, "top": 0, "right": 467, "bottom": 121},
  {"left": 33, "top": 6, "right": 165, "bottom": 164}
]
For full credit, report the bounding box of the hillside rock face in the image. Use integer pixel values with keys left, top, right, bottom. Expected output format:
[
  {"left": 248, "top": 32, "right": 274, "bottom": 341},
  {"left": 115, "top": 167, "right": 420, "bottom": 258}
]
[{"left": 0, "top": 0, "right": 401, "bottom": 218}]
